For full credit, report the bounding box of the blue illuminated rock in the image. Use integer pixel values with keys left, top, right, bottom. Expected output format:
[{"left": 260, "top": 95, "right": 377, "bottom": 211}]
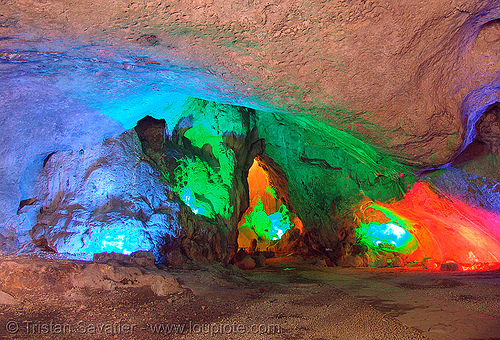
[
  {"left": 28, "top": 130, "right": 181, "bottom": 260},
  {"left": 0, "top": 84, "right": 124, "bottom": 255}
]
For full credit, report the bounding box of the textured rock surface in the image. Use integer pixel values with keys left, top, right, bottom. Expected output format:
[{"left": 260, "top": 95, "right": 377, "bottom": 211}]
[
  {"left": 12, "top": 96, "right": 261, "bottom": 263},
  {"left": 130, "top": 99, "right": 261, "bottom": 263},
  {"left": 1, "top": 0, "right": 499, "bottom": 166},
  {"left": 425, "top": 167, "right": 500, "bottom": 214},
  {"left": 0, "top": 290, "right": 18, "bottom": 305},
  {"left": 27, "top": 130, "right": 182, "bottom": 258},
  {"left": 73, "top": 263, "right": 184, "bottom": 296},
  {"left": 1, "top": 1, "right": 500, "bottom": 261},
  {"left": 0, "top": 84, "right": 124, "bottom": 255},
  {"left": 256, "top": 108, "right": 414, "bottom": 255},
  {"left": 476, "top": 103, "right": 500, "bottom": 155},
  {"left": 0, "top": 256, "right": 184, "bottom": 297}
]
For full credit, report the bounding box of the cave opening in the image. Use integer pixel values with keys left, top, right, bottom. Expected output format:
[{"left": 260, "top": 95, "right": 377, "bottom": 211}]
[{"left": 237, "top": 157, "right": 303, "bottom": 253}]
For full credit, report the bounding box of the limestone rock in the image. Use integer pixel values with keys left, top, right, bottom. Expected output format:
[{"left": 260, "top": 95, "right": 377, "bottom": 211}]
[
  {"left": 477, "top": 103, "right": 500, "bottom": 155},
  {"left": 252, "top": 253, "right": 266, "bottom": 268},
  {"left": 0, "top": 256, "right": 183, "bottom": 297},
  {"left": 93, "top": 252, "right": 133, "bottom": 265},
  {"left": 0, "top": 259, "right": 82, "bottom": 292},
  {"left": 441, "top": 262, "right": 461, "bottom": 272},
  {"left": 0, "top": 291, "right": 18, "bottom": 305},
  {"left": 235, "top": 255, "right": 256, "bottom": 270},
  {"left": 1, "top": 0, "right": 500, "bottom": 264},
  {"left": 373, "top": 258, "right": 389, "bottom": 268},
  {"left": 338, "top": 255, "right": 364, "bottom": 268},
  {"left": 1, "top": 0, "right": 499, "bottom": 168},
  {"left": 391, "top": 256, "right": 406, "bottom": 268},
  {"left": 72, "top": 263, "right": 184, "bottom": 296},
  {"left": 93, "top": 251, "right": 156, "bottom": 267},
  {"left": 30, "top": 130, "right": 182, "bottom": 259},
  {"left": 426, "top": 167, "right": 500, "bottom": 214},
  {"left": 150, "top": 277, "right": 183, "bottom": 296},
  {"left": 309, "top": 257, "right": 328, "bottom": 267},
  {"left": 131, "top": 251, "right": 156, "bottom": 267}
]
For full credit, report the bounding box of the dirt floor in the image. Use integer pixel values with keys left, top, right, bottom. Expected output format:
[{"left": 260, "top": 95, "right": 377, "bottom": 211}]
[{"left": 0, "top": 255, "right": 499, "bottom": 340}]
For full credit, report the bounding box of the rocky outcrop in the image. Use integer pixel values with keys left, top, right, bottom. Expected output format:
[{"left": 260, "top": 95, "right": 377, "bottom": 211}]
[
  {"left": 28, "top": 129, "right": 181, "bottom": 259},
  {"left": 73, "top": 263, "right": 184, "bottom": 296},
  {"left": 425, "top": 167, "right": 500, "bottom": 215},
  {"left": 0, "top": 85, "right": 124, "bottom": 255},
  {"left": 255, "top": 109, "right": 413, "bottom": 258},
  {"left": 477, "top": 103, "right": 500, "bottom": 155},
  {"left": 0, "top": 256, "right": 185, "bottom": 297},
  {"left": 20, "top": 97, "right": 261, "bottom": 264},
  {"left": 132, "top": 99, "right": 262, "bottom": 264}
]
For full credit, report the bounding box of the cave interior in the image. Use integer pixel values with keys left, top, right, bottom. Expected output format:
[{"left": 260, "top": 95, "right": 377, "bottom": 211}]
[{"left": 1, "top": 0, "right": 500, "bottom": 339}]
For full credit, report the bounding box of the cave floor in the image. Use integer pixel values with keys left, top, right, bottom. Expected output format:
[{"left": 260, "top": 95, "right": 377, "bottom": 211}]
[{"left": 0, "top": 256, "right": 499, "bottom": 340}]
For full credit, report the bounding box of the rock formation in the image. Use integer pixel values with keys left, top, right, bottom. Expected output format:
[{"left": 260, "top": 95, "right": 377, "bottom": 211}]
[{"left": 1, "top": 0, "right": 500, "bottom": 265}]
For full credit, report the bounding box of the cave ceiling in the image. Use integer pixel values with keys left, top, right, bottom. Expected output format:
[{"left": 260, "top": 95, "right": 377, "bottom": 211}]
[{"left": 1, "top": 0, "right": 499, "bottom": 166}]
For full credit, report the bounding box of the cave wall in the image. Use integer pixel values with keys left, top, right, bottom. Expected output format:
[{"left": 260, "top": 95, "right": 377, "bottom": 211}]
[
  {"left": 5, "top": 90, "right": 417, "bottom": 262},
  {"left": 0, "top": 84, "right": 125, "bottom": 254},
  {"left": 131, "top": 97, "right": 262, "bottom": 263},
  {"left": 14, "top": 96, "right": 262, "bottom": 264},
  {"left": 255, "top": 109, "right": 415, "bottom": 257},
  {"left": 1, "top": 1, "right": 500, "bottom": 263}
]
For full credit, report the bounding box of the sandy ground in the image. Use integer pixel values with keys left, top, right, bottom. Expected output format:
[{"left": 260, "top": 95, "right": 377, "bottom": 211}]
[{"left": 0, "top": 256, "right": 499, "bottom": 340}]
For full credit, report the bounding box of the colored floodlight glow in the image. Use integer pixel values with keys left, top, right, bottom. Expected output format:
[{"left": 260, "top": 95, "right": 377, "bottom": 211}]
[
  {"left": 241, "top": 199, "right": 292, "bottom": 242},
  {"left": 366, "top": 222, "right": 413, "bottom": 248},
  {"left": 382, "top": 182, "right": 500, "bottom": 269},
  {"left": 268, "top": 204, "right": 293, "bottom": 241},
  {"left": 172, "top": 125, "right": 235, "bottom": 219},
  {"left": 179, "top": 187, "right": 207, "bottom": 215},
  {"left": 238, "top": 159, "right": 302, "bottom": 249},
  {"left": 357, "top": 182, "right": 500, "bottom": 270},
  {"left": 80, "top": 226, "right": 152, "bottom": 256},
  {"left": 356, "top": 205, "right": 417, "bottom": 254}
]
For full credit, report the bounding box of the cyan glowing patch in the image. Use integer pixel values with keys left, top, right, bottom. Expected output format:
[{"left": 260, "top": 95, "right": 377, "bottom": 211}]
[
  {"left": 268, "top": 204, "right": 292, "bottom": 241},
  {"left": 179, "top": 186, "right": 208, "bottom": 216},
  {"left": 365, "top": 222, "right": 414, "bottom": 250},
  {"left": 80, "top": 226, "right": 152, "bottom": 256},
  {"left": 98, "top": 91, "right": 189, "bottom": 130},
  {"left": 356, "top": 203, "right": 417, "bottom": 253}
]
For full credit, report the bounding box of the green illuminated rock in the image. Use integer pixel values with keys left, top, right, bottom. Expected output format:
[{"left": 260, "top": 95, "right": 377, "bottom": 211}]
[
  {"left": 256, "top": 109, "right": 416, "bottom": 253},
  {"left": 134, "top": 98, "right": 262, "bottom": 263}
]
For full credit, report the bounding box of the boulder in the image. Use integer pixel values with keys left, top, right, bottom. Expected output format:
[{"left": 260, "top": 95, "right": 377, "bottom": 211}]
[
  {"left": 72, "top": 263, "right": 184, "bottom": 296},
  {"left": 338, "top": 255, "right": 364, "bottom": 268},
  {"left": 440, "top": 262, "right": 461, "bottom": 272},
  {"left": 131, "top": 251, "right": 156, "bottom": 267},
  {"left": 391, "top": 256, "right": 406, "bottom": 268},
  {"left": 252, "top": 253, "right": 266, "bottom": 268},
  {"left": 235, "top": 255, "right": 256, "bottom": 270},
  {"left": 150, "top": 277, "right": 182, "bottom": 296}
]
